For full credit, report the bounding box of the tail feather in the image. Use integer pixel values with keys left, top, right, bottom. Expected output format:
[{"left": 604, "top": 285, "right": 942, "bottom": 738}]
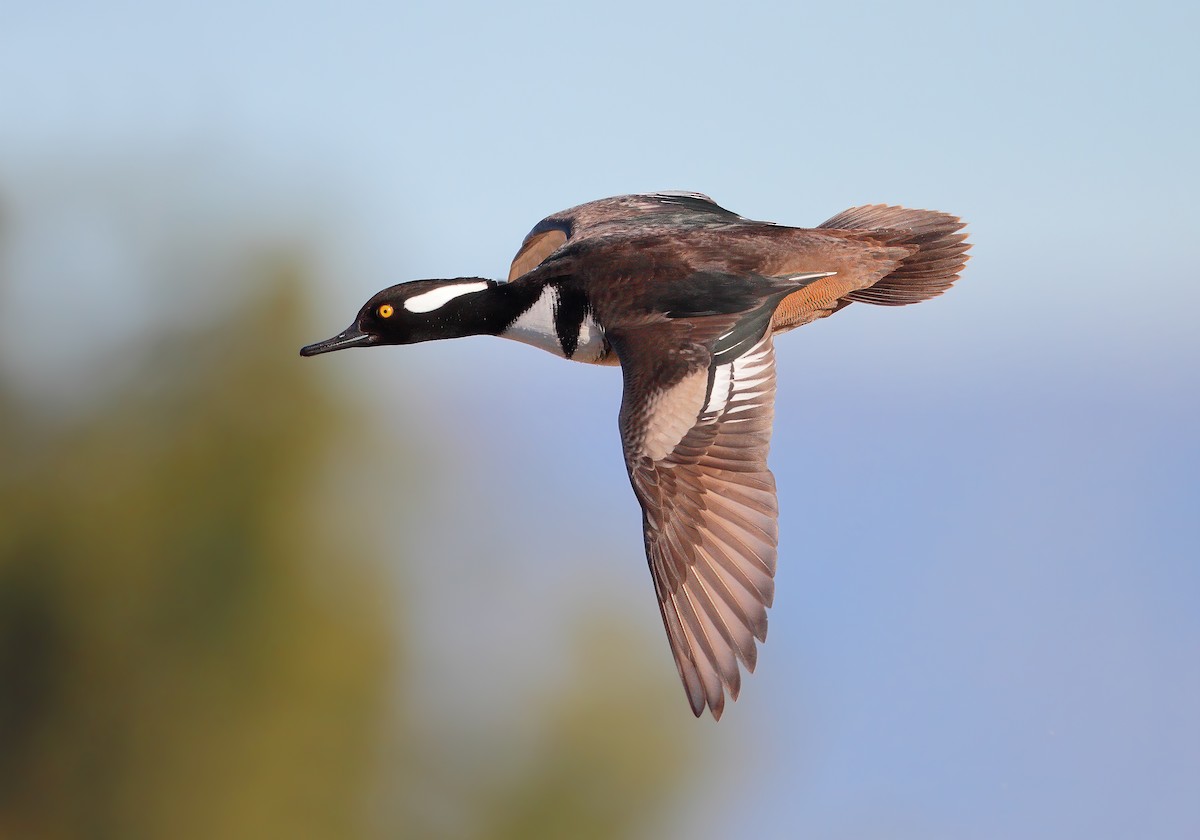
[{"left": 819, "top": 205, "right": 970, "bottom": 306}]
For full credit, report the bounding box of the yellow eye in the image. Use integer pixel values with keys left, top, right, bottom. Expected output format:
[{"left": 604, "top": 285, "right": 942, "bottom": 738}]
[{"left": 378, "top": 304, "right": 394, "bottom": 319}]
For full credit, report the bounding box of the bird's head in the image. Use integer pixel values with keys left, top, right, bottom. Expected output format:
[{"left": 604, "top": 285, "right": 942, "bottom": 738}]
[{"left": 300, "top": 278, "right": 496, "bottom": 356}]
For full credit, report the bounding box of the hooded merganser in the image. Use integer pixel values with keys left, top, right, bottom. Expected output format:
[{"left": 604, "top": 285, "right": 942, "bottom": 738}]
[{"left": 301, "top": 192, "right": 970, "bottom": 719}]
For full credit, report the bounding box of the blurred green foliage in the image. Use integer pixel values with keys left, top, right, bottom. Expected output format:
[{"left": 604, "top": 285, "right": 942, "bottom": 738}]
[
  {"left": 0, "top": 267, "right": 391, "bottom": 840},
  {"left": 0, "top": 242, "right": 705, "bottom": 839}
]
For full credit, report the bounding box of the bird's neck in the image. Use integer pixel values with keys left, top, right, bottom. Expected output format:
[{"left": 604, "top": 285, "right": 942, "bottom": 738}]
[
  {"left": 425, "top": 278, "right": 605, "bottom": 362},
  {"left": 407, "top": 279, "right": 542, "bottom": 340},
  {"left": 495, "top": 280, "right": 606, "bottom": 362}
]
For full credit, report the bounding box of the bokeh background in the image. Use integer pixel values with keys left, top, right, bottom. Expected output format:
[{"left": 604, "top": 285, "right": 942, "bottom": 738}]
[{"left": 2, "top": 2, "right": 1197, "bottom": 838}]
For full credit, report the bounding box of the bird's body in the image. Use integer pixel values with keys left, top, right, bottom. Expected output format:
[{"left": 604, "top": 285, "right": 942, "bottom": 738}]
[{"left": 301, "top": 192, "right": 970, "bottom": 718}]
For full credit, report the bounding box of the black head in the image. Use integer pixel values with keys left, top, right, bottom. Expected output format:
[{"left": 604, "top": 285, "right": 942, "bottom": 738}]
[{"left": 299, "top": 278, "right": 497, "bottom": 357}]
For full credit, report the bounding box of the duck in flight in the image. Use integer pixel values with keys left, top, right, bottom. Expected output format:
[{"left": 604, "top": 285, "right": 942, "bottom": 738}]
[{"left": 301, "top": 192, "right": 970, "bottom": 719}]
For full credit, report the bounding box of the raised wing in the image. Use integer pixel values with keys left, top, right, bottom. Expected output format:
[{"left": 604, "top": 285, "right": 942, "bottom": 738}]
[
  {"left": 507, "top": 192, "right": 745, "bottom": 281},
  {"left": 610, "top": 322, "right": 781, "bottom": 719},
  {"left": 508, "top": 225, "right": 569, "bottom": 281}
]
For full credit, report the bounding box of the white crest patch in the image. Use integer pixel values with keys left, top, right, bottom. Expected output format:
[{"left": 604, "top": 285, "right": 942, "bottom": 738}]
[{"left": 403, "top": 281, "right": 489, "bottom": 314}]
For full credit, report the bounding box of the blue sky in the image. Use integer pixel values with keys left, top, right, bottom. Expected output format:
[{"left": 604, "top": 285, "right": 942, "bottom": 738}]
[{"left": 2, "top": 1, "right": 1197, "bottom": 837}]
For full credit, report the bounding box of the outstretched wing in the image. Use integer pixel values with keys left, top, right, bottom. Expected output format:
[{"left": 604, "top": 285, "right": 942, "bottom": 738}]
[{"left": 610, "top": 323, "right": 780, "bottom": 719}]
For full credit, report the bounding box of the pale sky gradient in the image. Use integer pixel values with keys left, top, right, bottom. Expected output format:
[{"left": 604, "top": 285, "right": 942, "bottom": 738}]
[{"left": 2, "top": 2, "right": 1197, "bottom": 837}]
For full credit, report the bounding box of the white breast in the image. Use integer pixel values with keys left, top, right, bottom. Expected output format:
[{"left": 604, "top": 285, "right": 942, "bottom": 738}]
[
  {"left": 501, "top": 286, "right": 612, "bottom": 364},
  {"left": 503, "top": 286, "right": 563, "bottom": 356}
]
